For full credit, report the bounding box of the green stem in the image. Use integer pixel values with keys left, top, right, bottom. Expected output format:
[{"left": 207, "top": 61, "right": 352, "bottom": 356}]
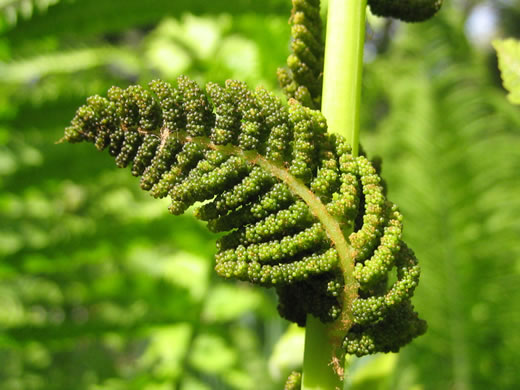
[
  {"left": 321, "top": 0, "right": 367, "bottom": 157},
  {"left": 302, "top": 1, "right": 367, "bottom": 389},
  {"left": 302, "top": 315, "right": 343, "bottom": 390}
]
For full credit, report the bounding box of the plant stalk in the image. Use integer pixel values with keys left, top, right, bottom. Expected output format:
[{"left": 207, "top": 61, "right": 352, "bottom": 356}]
[
  {"left": 302, "top": 315, "right": 343, "bottom": 390},
  {"left": 302, "top": 0, "right": 367, "bottom": 389},
  {"left": 321, "top": 0, "right": 367, "bottom": 157}
]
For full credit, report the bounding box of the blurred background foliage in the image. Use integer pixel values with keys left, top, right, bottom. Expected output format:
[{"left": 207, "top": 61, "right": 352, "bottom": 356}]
[{"left": 1, "top": 0, "right": 519, "bottom": 389}]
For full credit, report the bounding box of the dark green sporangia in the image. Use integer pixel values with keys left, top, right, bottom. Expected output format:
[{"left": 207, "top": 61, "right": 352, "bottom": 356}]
[
  {"left": 277, "top": 0, "right": 324, "bottom": 109},
  {"left": 369, "top": 0, "right": 443, "bottom": 22},
  {"left": 285, "top": 371, "right": 302, "bottom": 390},
  {"left": 63, "top": 0, "right": 443, "bottom": 362}
]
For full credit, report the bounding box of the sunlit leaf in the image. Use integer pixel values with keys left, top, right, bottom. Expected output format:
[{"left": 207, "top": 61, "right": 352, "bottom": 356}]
[{"left": 494, "top": 38, "right": 520, "bottom": 105}]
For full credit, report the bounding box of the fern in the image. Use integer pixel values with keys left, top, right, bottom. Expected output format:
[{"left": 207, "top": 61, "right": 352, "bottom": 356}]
[
  {"left": 274, "top": 0, "right": 445, "bottom": 110},
  {"left": 494, "top": 38, "right": 520, "bottom": 105},
  {"left": 365, "top": 11, "right": 520, "bottom": 389},
  {"left": 0, "top": 46, "right": 136, "bottom": 83},
  {"left": 5, "top": 0, "right": 290, "bottom": 44},
  {"left": 2, "top": 0, "right": 517, "bottom": 388},
  {"left": 61, "top": 75, "right": 426, "bottom": 357},
  {"left": 0, "top": 0, "right": 59, "bottom": 26},
  {"left": 54, "top": 0, "right": 462, "bottom": 388}
]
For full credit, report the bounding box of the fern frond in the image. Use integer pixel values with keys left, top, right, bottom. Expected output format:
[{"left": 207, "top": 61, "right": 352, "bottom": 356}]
[
  {"left": 0, "top": 0, "right": 59, "bottom": 27},
  {"left": 62, "top": 76, "right": 425, "bottom": 356},
  {"left": 277, "top": 0, "right": 324, "bottom": 109},
  {"left": 5, "top": 0, "right": 290, "bottom": 44},
  {"left": 0, "top": 46, "right": 136, "bottom": 83},
  {"left": 365, "top": 13, "right": 520, "bottom": 388}
]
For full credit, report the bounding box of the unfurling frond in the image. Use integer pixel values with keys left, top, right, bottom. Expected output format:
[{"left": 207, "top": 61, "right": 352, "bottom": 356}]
[{"left": 62, "top": 76, "right": 425, "bottom": 356}]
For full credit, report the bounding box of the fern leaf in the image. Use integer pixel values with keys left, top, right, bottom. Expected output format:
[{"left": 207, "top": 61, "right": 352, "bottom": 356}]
[
  {"left": 62, "top": 76, "right": 426, "bottom": 356},
  {"left": 0, "top": 0, "right": 59, "bottom": 27},
  {"left": 365, "top": 13, "right": 520, "bottom": 388},
  {"left": 5, "top": 0, "right": 290, "bottom": 44},
  {"left": 493, "top": 38, "right": 520, "bottom": 105},
  {"left": 0, "top": 46, "right": 135, "bottom": 83}
]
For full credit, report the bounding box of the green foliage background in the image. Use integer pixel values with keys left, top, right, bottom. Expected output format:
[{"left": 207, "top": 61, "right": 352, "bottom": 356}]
[{"left": 1, "top": 1, "right": 519, "bottom": 389}]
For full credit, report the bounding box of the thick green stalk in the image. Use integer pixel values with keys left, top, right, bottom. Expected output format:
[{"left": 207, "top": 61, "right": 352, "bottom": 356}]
[
  {"left": 302, "top": 1, "right": 367, "bottom": 389},
  {"left": 321, "top": 0, "right": 367, "bottom": 157},
  {"left": 302, "top": 315, "right": 343, "bottom": 390}
]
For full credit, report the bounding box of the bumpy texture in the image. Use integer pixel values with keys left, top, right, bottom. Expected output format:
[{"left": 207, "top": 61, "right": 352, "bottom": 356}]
[
  {"left": 368, "top": 0, "right": 443, "bottom": 22},
  {"left": 62, "top": 76, "right": 425, "bottom": 356},
  {"left": 284, "top": 371, "right": 302, "bottom": 390},
  {"left": 276, "top": 0, "right": 442, "bottom": 112},
  {"left": 277, "top": 0, "right": 323, "bottom": 109}
]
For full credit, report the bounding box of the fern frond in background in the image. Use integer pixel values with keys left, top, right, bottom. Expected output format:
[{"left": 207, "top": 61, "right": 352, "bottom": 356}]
[
  {"left": 494, "top": 38, "right": 520, "bottom": 105},
  {"left": 3, "top": 0, "right": 290, "bottom": 45},
  {"left": 363, "top": 8, "right": 520, "bottom": 389},
  {"left": 0, "top": 0, "right": 59, "bottom": 26}
]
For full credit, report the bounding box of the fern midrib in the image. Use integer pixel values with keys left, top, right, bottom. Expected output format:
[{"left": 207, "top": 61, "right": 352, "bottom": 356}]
[{"left": 183, "top": 132, "right": 358, "bottom": 332}]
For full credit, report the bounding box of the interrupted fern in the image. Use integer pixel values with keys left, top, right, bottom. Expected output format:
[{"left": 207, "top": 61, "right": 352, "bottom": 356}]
[{"left": 62, "top": 75, "right": 425, "bottom": 356}]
